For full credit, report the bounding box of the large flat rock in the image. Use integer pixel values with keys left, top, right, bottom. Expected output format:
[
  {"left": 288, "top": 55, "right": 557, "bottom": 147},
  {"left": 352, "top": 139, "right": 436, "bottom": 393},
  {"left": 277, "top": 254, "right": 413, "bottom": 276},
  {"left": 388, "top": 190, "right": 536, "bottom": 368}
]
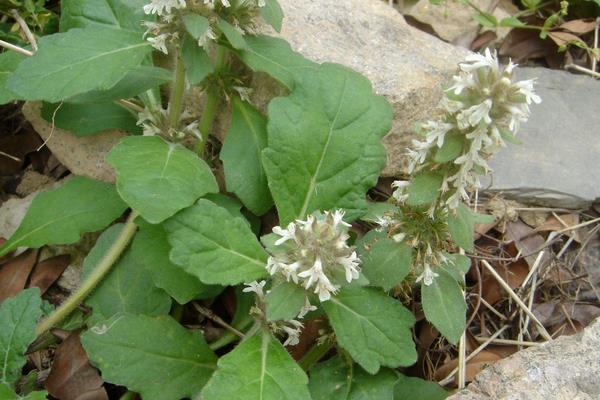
[
  {"left": 483, "top": 68, "right": 600, "bottom": 209},
  {"left": 259, "top": 0, "right": 470, "bottom": 176},
  {"left": 448, "top": 318, "right": 600, "bottom": 400}
]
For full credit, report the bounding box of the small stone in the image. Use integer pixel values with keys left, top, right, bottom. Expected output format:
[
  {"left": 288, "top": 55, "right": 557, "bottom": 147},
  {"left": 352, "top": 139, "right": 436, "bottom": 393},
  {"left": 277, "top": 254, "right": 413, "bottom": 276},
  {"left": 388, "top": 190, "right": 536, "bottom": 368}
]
[
  {"left": 22, "top": 102, "right": 125, "bottom": 183},
  {"left": 483, "top": 68, "right": 600, "bottom": 209},
  {"left": 447, "top": 318, "right": 600, "bottom": 400}
]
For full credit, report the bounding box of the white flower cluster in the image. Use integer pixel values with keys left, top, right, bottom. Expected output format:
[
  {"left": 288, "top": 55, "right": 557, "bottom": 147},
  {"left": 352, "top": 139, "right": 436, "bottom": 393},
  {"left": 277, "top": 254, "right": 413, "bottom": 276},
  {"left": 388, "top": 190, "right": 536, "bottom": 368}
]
[
  {"left": 407, "top": 48, "right": 541, "bottom": 209},
  {"left": 266, "top": 210, "right": 360, "bottom": 302},
  {"left": 137, "top": 107, "right": 202, "bottom": 140},
  {"left": 203, "top": 0, "right": 266, "bottom": 8},
  {"left": 142, "top": 0, "right": 186, "bottom": 54},
  {"left": 243, "top": 280, "right": 316, "bottom": 346}
]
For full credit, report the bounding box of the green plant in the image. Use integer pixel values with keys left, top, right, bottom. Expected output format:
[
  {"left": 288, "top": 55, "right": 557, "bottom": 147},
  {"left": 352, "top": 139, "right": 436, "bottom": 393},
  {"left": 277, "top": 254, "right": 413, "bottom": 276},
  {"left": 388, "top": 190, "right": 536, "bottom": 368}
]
[{"left": 0, "top": 0, "right": 539, "bottom": 398}]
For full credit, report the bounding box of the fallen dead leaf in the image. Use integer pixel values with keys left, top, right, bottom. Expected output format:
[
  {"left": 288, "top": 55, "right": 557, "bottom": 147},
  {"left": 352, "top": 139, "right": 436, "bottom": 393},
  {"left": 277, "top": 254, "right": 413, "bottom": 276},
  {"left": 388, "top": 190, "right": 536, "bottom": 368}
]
[
  {"left": 548, "top": 31, "right": 584, "bottom": 48},
  {"left": 434, "top": 351, "right": 503, "bottom": 384},
  {"left": 0, "top": 249, "right": 38, "bottom": 303},
  {"left": 28, "top": 255, "right": 71, "bottom": 295},
  {"left": 44, "top": 331, "right": 108, "bottom": 400},
  {"left": 505, "top": 220, "right": 550, "bottom": 268},
  {"left": 558, "top": 19, "right": 597, "bottom": 35}
]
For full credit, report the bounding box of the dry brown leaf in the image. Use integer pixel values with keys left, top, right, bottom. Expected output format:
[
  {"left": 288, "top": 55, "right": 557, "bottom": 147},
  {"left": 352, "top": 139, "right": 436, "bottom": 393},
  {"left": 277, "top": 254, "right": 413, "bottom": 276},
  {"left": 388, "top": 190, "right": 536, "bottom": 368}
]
[
  {"left": 481, "top": 258, "right": 529, "bottom": 305},
  {"left": 548, "top": 31, "right": 583, "bottom": 47},
  {"left": 28, "top": 255, "right": 71, "bottom": 295},
  {"left": 558, "top": 19, "right": 597, "bottom": 34},
  {"left": 288, "top": 317, "right": 326, "bottom": 361},
  {"left": 471, "top": 31, "right": 498, "bottom": 51},
  {"left": 0, "top": 249, "right": 38, "bottom": 303},
  {"left": 434, "top": 351, "right": 503, "bottom": 384},
  {"left": 505, "top": 220, "right": 549, "bottom": 268},
  {"left": 44, "top": 332, "right": 108, "bottom": 400},
  {"left": 0, "top": 129, "right": 43, "bottom": 176}
]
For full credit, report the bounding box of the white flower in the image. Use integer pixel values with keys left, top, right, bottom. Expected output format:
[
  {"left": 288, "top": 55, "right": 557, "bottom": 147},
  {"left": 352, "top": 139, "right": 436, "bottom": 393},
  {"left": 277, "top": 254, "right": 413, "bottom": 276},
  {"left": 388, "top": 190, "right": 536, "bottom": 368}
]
[
  {"left": 258, "top": 0, "right": 266, "bottom": 6},
  {"left": 459, "top": 48, "right": 499, "bottom": 73},
  {"left": 415, "top": 263, "right": 439, "bottom": 286},
  {"left": 424, "top": 121, "right": 454, "bottom": 148},
  {"left": 449, "top": 73, "right": 475, "bottom": 95},
  {"left": 329, "top": 209, "right": 351, "bottom": 228},
  {"left": 338, "top": 252, "right": 360, "bottom": 283},
  {"left": 282, "top": 320, "right": 303, "bottom": 346},
  {"left": 143, "top": 0, "right": 186, "bottom": 16},
  {"left": 392, "top": 232, "right": 406, "bottom": 243},
  {"left": 198, "top": 26, "right": 217, "bottom": 47},
  {"left": 273, "top": 222, "right": 296, "bottom": 245},
  {"left": 515, "top": 79, "right": 542, "bottom": 105},
  {"left": 147, "top": 33, "right": 169, "bottom": 54},
  {"left": 297, "top": 298, "right": 317, "bottom": 319},
  {"left": 391, "top": 180, "right": 410, "bottom": 203},
  {"left": 204, "top": 0, "right": 231, "bottom": 7},
  {"left": 233, "top": 86, "right": 252, "bottom": 103},
  {"left": 457, "top": 99, "right": 493, "bottom": 129},
  {"left": 375, "top": 215, "right": 393, "bottom": 230},
  {"left": 142, "top": 21, "right": 162, "bottom": 38},
  {"left": 243, "top": 280, "right": 266, "bottom": 297}
]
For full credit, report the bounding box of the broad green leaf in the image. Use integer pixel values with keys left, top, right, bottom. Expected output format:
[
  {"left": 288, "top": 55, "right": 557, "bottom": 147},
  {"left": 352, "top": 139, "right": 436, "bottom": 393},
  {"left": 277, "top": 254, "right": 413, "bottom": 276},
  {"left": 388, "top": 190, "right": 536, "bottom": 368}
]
[
  {"left": 309, "top": 356, "right": 398, "bottom": 400},
  {"left": 107, "top": 136, "right": 218, "bottom": 224},
  {"left": 0, "top": 385, "right": 48, "bottom": 400},
  {"left": 182, "top": 35, "right": 214, "bottom": 85},
  {"left": 221, "top": 98, "right": 273, "bottom": 215},
  {"left": 237, "top": 35, "right": 317, "bottom": 89},
  {"left": 260, "top": 0, "right": 284, "bottom": 32},
  {"left": 41, "top": 101, "right": 140, "bottom": 136},
  {"left": 8, "top": 28, "right": 151, "bottom": 102},
  {"left": 441, "top": 253, "right": 471, "bottom": 282},
  {"left": 358, "top": 238, "right": 412, "bottom": 291},
  {"left": 201, "top": 331, "right": 311, "bottom": 400},
  {"left": 263, "top": 63, "right": 392, "bottom": 224},
  {"left": 323, "top": 286, "right": 417, "bottom": 374},
  {"left": 433, "top": 135, "right": 464, "bottom": 163},
  {"left": 0, "top": 288, "right": 42, "bottom": 387},
  {"left": 204, "top": 193, "right": 251, "bottom": 226},
  {"left": 60, "top": 0, "right": 150, "bottom": 32},
  {"left": 132, "top": 220, "right": 221, "bottom": 304},
  {"left": 471, "top": 211, "right": 495, "bottom": 224},
  {"left": 421, "top": 269, "right": 466, "bottom": 345},
  {"left": 217, "top": 19, "right": 247, "bottom": 50},
  {"left": 82, "top": 224, "right": 171, "bottom": 323},
  {"left": 0, "top": 51, "right": 25, "bottom": 105},
  {"left": 67, "top": 66, "right": 172, "bottom": 104},
  {"left": 165, "top": 199, "right": 268, "bottom": 285},
  {"left": 265, "top": 282, "right": 306, "bottom": 321},
  {"left": 0, "top": 177, "right": 127, "bottom": 258},
  {"left": 82, "top": 314, "right": 217, "bottom": 400},
  {"left": 407, "top": 172, "right": 443, "bottom": 206},
  {"left": 182, "top": 13, "right": 210, "bottom": 41},
  {"left": 394, "top": 375, "right": 447, "bottom": 400},
  {"left": 447, "top": 203, "right": 475, "bottom": 252}
]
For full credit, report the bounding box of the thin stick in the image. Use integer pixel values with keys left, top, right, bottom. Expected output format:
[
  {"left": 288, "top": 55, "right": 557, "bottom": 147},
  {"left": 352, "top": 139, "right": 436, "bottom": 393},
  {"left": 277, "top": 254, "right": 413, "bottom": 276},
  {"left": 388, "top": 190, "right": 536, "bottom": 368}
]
[
  {"left": 11, "top": 9, "right": 37, "bottom": 51},
  {"left": 481, "top": 260, "right": 553, "bottom": 341},
  {"left": 479, "top": 296, "right": 508, "bottom": 320},
  {"left": 0, "top": 39, "right": 33, "bottom": 56},
  {"left": 0, "top": 150, "right": 20, "bottom": 162},
  {"left": 593, "top": 17, "right": 599, "bottom": 72},
  {"left": 565, "top": 63, "right": 600, "bottom": 79},
  {"left": 474, "top": 337, "right": 542, "bottom": 347},
  {"left": 192, "top": 302, "right": 245, "bottom": 338},
  {"left": 438, "top": 325, "right": 509, "bottom": 386},
  {"left": 556, "top": 216, "right": 600, "bottom": 235}
]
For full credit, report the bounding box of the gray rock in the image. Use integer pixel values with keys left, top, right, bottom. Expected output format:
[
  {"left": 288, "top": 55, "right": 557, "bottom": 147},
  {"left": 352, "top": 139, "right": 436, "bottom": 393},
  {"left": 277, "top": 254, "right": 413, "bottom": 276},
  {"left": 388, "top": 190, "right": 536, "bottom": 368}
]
[
  {"left": 448, "top": 318, "right": 600, "bottom": 400},
  {"left": 254, "top": 0, "right": 470, "bottom": 177},
  {"left": 21, "top": 102, "right": 124, "bottom": 183},
  {"left": 483, "top": 68, "right": 600, "bottom": 209}
]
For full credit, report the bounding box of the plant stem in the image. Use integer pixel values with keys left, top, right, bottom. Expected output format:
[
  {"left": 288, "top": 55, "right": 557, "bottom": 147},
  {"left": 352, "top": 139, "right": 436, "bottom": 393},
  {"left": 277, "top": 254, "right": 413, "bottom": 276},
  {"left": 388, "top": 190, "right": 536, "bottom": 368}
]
[
  {"left": 168, "top": 51, "right": 187, "bottom": 131},
  {"left": 119, "top": 391, "right": 137, "bottom": 400},
  {"left": 195, "top": 45, "right": 227, "bottom": 156},
  {"left": 298, "top": 340, "right": 335, "bottom": 371},
  {"left": 36, "top": 212, "right": 139, "bottom": 335}
]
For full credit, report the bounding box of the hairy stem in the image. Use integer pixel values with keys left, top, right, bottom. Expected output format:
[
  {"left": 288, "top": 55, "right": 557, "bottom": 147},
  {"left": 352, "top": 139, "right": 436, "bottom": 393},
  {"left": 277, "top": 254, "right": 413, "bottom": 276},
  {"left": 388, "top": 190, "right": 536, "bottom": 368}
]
[
  {"left": 168, "top": 51, "right": 187, "bottom": 131},
  {"left": 298, "top": 340, "right": 335, "bottom": 371},
  {"left": 195, "top": 45, "right": 227, "bottom": 156},
  {"left": 36, "top": 212, "right": 139, "bottom": 335}
]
